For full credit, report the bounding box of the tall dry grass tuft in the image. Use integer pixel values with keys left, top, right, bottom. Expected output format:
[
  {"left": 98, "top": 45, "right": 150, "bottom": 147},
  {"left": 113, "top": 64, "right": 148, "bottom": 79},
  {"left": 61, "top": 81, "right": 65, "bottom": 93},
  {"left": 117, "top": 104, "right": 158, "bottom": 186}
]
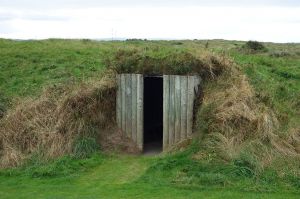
[
  {"left": 288, "top": 128, "right": 300, "bottom": 153},
  {"left": 196, "top": 66, "right": 300, "bottom": 169},
  {"left": 0, "top": 71, "right": 119, "bottom": 168}
]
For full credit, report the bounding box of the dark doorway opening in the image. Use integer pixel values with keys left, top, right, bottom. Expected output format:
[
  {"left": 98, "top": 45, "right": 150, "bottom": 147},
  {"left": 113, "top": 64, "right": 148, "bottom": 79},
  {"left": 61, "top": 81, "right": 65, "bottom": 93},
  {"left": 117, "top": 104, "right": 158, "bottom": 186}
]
[{"left": 143, "top": 76, "right": 163, "bottom": 154}]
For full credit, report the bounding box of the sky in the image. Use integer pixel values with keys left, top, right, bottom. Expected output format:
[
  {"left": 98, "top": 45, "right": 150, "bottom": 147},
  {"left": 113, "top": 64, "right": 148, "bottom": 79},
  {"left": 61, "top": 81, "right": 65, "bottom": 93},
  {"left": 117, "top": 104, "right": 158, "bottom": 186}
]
[{"left": 0, "top": 0, "right": 300, "bottom": 42}]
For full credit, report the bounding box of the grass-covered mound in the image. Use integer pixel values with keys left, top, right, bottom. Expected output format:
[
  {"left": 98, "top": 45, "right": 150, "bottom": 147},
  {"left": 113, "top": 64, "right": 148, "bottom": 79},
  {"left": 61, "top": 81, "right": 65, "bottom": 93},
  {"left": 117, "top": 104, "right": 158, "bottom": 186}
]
[
  {"left": 0, "top": 46, "right": 231, "bottom": 168},
  {"left": 0, "top": 39, "right": 299, "bottom": 198},
  {"left": 106, "top": 47, "right": 300, "bottom": 166},
  {"left": 0, "top": 40, "right": 299, "bottom": 195},
  {"left": 1, "top": 44, "right": 299, "bottom": 171}
]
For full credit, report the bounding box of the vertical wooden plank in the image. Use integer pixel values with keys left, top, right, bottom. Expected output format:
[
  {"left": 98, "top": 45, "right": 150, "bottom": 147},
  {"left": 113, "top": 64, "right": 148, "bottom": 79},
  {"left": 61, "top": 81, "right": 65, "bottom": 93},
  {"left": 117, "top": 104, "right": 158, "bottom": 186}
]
[
  {"left": 194, "top": 76, "right": 201, "bottom": 94},
  {"left": 180, "top": 76, "right": 188, "bottom": 140},
  {"left": 136, "top": 74, "right": 144, "bottom": 150},
  {"left": 121, "top": 74, "right": 126, "bottom": 134},
  {"left": 126, "top": 74, "right": 132, "bottom": 138},
  {"left": 187, "top": 76, "right": 195, "bottom": 137},
  {"left": 116, "top": 74, "right": 121, "bottom": 129},
  {"left": 131, "top": 74, "right": 137, "bottom": 143},
  {"left": 163, "top": 75, "right": 169, "bottom": 150},
  {"left": 174, "top": 76, "right": 181, "bottom": 143},
  {"left": 168, "top": 75, "right": 175, "bottom": 146}
]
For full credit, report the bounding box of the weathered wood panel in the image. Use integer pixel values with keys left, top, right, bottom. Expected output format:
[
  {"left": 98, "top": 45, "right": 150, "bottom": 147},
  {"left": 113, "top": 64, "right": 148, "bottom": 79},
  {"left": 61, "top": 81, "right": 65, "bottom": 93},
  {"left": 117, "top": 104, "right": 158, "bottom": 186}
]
[
  {"left": 121, "top": 74, "right": 126, "bottom": 132},
  {"left": 180, "top": 76, "right": 187, "bottom": 140},
  {"left": 131, "top": 75, "right": 137, "bottom": 143},
  {"left": 168, "top": 75, "right": 175, "bottom": 146},
  {"left": 116, "top": 75, "right": 121, "bottom": 129},
  {"left": 174, "top": 76, "right": 181, "bottom": 143},
  {"left": 125, "top": 74, "right": 132, "bottom": 137},
  {"left": 187, "top": 76, "right": 195, "bottom": 137},
  {"left": 163, "top": 75, "right": 169, "bottom": 150},
  {"left": 136, "top": 74, "right": 144, "bottom": 150},
  {"left": 194, "top": 76, "right": 201, "bottom": 94},
  {"left": 163, "top": 75, "right": 201, "bottom": 149},
  {"left": 116, "top": 74, "right": 143, "bottom": 151}
]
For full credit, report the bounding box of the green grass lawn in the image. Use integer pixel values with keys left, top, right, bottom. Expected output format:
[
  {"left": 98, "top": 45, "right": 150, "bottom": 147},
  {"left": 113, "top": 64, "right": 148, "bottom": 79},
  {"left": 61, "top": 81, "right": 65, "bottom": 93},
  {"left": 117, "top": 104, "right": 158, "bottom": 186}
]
[{"left": 0, "top": 153, "right": 299, "bottom": 199}]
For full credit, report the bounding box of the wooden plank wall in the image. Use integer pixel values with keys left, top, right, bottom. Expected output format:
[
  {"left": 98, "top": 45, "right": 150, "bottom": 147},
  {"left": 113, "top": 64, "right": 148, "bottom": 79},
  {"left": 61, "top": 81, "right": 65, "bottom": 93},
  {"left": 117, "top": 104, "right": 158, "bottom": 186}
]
[
  {"left": 163, "top": 76, "right": 169, "bottom": 149},
  {"left": 116, "top": 74, "right": 143, "bottom": 151},
  {"left": 117, "top": 74, "right": 200, "bottom": 151},
  {"left": 163, "top": 75, "right": 201, "bottom": 150}
]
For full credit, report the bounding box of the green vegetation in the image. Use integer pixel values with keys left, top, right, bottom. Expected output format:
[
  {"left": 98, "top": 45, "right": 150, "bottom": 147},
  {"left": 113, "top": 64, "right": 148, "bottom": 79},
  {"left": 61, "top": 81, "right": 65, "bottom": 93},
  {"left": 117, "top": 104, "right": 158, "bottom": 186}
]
[
  {"left": 0, "top": 150, "right": 299, "bottom": 198},
  {"left": 0, "top": 38, "right": 299, "bottom": 198},
  {"left": 104, "top": 47, "right": 226, "bottom": 79},
  {"left": 241, "top": 40, "right": 268, "bottom": 52},
  {"left": 230, "top": 51, "right": 300, "bottom": 131},
  {"left": 72, "top": 137, "right": 100, "bottom": 159},
  {"left": 0, "top": 39, "right": 107, "bottom": 99}
]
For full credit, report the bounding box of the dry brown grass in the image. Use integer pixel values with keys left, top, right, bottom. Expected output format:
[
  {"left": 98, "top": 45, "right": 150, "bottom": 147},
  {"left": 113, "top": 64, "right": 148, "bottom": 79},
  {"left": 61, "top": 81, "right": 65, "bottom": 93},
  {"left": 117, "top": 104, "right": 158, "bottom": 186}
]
[
  {"left": 0, "top": 71, "right": 126, "bottom": 168},
  {"left": 99, "top": 128, "right": 140, "bottom": 154},
  {"left": 196, "top": 66, "right": 300, "bottom": 167}
]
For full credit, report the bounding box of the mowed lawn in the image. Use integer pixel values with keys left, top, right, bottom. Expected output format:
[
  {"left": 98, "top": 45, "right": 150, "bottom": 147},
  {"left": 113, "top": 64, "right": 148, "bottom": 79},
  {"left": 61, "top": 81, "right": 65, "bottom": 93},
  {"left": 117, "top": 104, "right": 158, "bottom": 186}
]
[{"left": 0, "top": 154, "right": 298, "bottom": 199}]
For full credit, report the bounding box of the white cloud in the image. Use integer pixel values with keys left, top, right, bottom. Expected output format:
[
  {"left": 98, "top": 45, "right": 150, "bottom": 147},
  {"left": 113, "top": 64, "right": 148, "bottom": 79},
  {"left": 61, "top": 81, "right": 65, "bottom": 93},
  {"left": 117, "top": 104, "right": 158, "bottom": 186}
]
[
  {"left": 0, "top": 6, "right": 299, "bottom": 42},
  {"left": 1, "top": 0, "right": 300, "bottom": 9}
]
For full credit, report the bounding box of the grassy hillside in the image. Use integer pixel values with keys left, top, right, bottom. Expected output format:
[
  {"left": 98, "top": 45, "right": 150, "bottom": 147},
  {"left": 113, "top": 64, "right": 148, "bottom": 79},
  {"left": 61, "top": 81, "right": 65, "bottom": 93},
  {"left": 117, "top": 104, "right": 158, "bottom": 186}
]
[
  {"left": 231, "top": 50, "right": 300, "bottom": 132},
  {"left": 0, "top": 39, "right": 299, "bottom": 198},
  {"left": 1, "top": 39, "right": 299, "bottom": 118},
  {"left": 0, "top": 39, "right": 107, "bottom": 99}
]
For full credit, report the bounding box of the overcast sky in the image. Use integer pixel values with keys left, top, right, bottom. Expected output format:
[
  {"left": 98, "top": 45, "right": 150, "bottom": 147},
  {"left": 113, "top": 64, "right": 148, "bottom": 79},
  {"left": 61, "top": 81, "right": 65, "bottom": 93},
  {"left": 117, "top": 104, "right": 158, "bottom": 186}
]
[{"left": 0, "top": 0, "right": 300, "bottom": 42}]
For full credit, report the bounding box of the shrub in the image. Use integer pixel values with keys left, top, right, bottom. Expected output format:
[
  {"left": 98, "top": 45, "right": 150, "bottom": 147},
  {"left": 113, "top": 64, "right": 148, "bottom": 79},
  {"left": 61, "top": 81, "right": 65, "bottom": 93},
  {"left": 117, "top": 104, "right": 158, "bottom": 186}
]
[
  {"left": 81, "top": 39, "right": 92, "bottom": 43},
  {"left": 242, "top": 41, "right": 268, "bottom": 53},
  {"left": 172, "top": 41, "right": 183, "bottom": 45},
  {"left": 269, "top": 51, "right": 291, "bottom": 58},
  {"left": 205, "top": 41, "right": 209, "bottom": 49},
  {"left": 126, "top": 38, "right": 146, "bottom": 42}
]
